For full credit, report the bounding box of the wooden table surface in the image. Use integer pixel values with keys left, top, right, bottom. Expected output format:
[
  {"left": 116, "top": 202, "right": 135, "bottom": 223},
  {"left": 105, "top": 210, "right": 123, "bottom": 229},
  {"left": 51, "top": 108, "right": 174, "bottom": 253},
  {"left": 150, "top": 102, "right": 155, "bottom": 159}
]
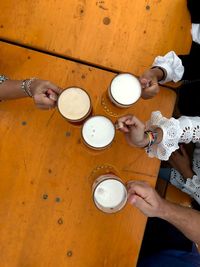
[
  {"left": 0, "top": 41, "right": 176, "bottom": 267},
  {"left": 0, "top": 0, "right": 191, "bottom": 74}
]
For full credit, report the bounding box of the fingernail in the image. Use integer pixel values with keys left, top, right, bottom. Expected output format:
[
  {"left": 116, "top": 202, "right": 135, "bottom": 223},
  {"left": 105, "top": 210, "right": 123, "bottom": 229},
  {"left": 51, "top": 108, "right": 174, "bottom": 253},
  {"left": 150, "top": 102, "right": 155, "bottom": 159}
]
[
  {"left": 49, "top": 95, "right": 57, "bottom": 101},
  {"left": 146, "top": 82, "right": 150, "bottom": 87},
  {"left": 115, "top": 121, "right": 124, "bottom": 130}
]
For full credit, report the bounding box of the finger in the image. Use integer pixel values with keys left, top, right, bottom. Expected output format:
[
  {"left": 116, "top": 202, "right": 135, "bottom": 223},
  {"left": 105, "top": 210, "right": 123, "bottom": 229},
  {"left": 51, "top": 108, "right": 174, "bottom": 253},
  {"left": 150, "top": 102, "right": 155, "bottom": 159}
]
[
  {"left": 46, "top": 82, "right": 62, "bottom": 95},
  {"left": 117, "top": 115, "right": 133, "bottom": 132},
  {"left": 117, "top": 115, "right": 134, "bottom": 123},
  {"left": 117, "top": 125, "right": 130, "bottom": 133},
  {"left": 142, "top": 84, "right": 159, "bottom": 96},
  {"left": 180, "top": 145, "right": 187, "bottom": 157},
  {"left": 139, "top": 78, "right": 151, "bottom": 89},
  {"left": 47, "top": 89, "right": 58, "bottom": 101},
  {"left": 128, "top": 194, "right": 150, "bottom": 213},
  {"left": 168, "top": 154, "right": 175, "bottom": 162},
  {"left": 126, "top": 182, "right": 151, "bottom": 198},
  {"left": 34, "top": 94, "right": 56, "bottom": 108},
  {"left": 170, "top": 150, "right": 180, "bottom": 158},
  {"left": 115, "top": 121, "right": 130, "bottom": 132},
  {"left": 126, "top": 180, "right": 149, "bottom": 188},
  {"left": 127, "top": 183, "right": 149, "bottom": 195},
  {"left": 125, "top": 116, "right": 145, "bottom": 128},
  {"left": 168, "top": 155, "right": 177, "bottom": 168}
]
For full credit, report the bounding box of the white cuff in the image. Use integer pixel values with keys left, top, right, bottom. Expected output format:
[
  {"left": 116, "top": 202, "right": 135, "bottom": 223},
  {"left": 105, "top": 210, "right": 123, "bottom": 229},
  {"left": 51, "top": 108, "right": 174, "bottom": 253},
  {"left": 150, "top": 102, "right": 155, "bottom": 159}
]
[
  {"left": 152, "top": 51, "right": 184, "bottom": 83},
  {"left": 191, "top": 24, "right": 200, "bottom": 45}
]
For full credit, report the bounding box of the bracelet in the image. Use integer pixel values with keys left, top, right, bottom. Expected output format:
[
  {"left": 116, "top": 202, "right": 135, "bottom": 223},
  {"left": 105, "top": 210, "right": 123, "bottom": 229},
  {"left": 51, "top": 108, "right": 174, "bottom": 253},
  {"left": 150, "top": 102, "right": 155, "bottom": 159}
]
[
  {"left": 21, "top": 80, "right": 29, "bottom": 96},
  {"left": 144, "top": 130, "right": 158, "bottom": 153},
  {"left": 0, "top": 75, "right": 9, "bottom": 84},
  {"left": 21, "top": 78, "right": 37, "bottom": 97},
  {"left": 151, "top": 66, "right": 166, "bottom": 82}
]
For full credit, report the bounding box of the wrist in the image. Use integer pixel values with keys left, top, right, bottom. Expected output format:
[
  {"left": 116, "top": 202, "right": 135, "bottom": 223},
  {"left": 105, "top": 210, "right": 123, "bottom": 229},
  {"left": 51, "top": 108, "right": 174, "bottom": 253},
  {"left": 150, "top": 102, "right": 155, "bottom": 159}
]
[
  {"left": 151, "top": 67, "right": 167, "bottom": 82},
  {"left": 157, "top": 199, "right": 172, "bottom": 219},
  {"left": 26, "top": 78, "right": 38, "bottom": 97},
  {"left": 182, "top": 169, "right": 195, "bottom": 179},
  {"left": 154, "top": 127, "right": 163, "bottom": 144},
  {"left": 137, "top": 134, "right": 149, "bottom": 147},
  {"left": 141, "top": 130, "right": 161, "bottom": 152}
]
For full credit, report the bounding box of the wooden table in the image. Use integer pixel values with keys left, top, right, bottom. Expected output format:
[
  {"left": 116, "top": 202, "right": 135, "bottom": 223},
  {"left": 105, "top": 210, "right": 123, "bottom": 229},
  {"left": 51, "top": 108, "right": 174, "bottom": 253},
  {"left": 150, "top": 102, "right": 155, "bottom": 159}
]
[
  {"left": 0, "top": 41, "right": 176, "bottom": 267},
  {"left": 0, "top": 0, "right": 191, "bottom": 74}
]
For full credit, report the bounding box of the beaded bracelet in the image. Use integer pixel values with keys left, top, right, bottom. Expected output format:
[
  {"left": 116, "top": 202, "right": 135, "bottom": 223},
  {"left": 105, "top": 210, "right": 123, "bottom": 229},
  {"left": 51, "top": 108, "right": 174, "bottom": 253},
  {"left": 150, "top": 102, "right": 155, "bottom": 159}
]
[{"left": 144, "top": 130, "right": 158, "bottom": 153}]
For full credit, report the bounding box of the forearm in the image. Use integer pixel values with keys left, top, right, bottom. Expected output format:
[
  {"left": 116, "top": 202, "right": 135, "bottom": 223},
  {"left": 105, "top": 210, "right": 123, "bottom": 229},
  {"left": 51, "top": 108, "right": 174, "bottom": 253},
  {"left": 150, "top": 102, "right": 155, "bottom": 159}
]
[
  {"left": 0, "top": 80, "right": 27, "bottom": 100},
  {"left": 160, "top": 200, "right": 200, "bottom": 245}
]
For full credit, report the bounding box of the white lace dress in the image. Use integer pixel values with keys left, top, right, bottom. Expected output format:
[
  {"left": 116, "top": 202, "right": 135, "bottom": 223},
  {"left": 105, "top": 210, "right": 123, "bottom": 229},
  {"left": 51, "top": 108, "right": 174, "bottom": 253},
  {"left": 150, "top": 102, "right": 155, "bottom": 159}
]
[{"left": 147, "top": 111, "right": 200, "bottom": 204}]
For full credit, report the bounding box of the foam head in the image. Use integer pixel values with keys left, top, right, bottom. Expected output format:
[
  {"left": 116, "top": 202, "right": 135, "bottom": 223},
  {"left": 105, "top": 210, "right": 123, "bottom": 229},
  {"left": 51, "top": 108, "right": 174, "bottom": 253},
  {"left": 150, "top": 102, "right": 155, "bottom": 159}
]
[
  {"left": 58, "top": 87, "right": 91, "bottom": 121},
  {"left": 82, "top": 116, "right": 115, "bottom": 149},
  {"left": 110, "top": 73, "right": 141, "bottom": 106},
  {"left": 93, "top": 178, "right": 127, "bottom": 212}
]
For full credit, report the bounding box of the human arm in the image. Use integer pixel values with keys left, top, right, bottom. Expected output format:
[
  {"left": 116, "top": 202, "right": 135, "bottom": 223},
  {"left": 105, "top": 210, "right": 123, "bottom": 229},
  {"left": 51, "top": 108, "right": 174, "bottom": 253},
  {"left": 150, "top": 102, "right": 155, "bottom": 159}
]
[
  {"left": 116, "top": 115, "right": 163, "bottom": 148},
  {"left": 117, "top": 111, "right": 200, "bottom": 160},
  {"left": 140, "top": 51, "right": 184, "bottom": 99},
  {"left": 0, "top": 76, "right": 62, "bottom": 109},
  {"left": 168, "top": 145, "right": 194, "bottom": 179},
  {"left": 127, "top": 181, "right": 200, "bottom": 245},
  {"left": 167, "top": 146, "right": 200, "bottom": 204}
]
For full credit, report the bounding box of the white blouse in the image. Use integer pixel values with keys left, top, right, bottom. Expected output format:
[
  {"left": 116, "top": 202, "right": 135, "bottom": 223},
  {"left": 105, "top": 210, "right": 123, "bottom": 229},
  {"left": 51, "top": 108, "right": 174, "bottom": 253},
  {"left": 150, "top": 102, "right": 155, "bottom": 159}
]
[
  {"left": 149, "top": 23, "right": 200, "bottom": 204},
  {"left": 147, "top": 111, "right": 200, "bottom": 204},
  {"left": 152, "top": 23, "right": 200, "bottom": 83}
]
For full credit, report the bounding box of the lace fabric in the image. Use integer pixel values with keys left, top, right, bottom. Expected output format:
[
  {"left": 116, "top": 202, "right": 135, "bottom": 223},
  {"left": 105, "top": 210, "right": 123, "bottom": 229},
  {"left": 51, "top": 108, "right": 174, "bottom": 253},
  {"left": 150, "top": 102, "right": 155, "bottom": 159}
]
[
  {"left": 146, "top": 111, "right": 182, "bottom": 160},
  {"left": 147, "top": 111, "right": 200, "bottom": 204},
  {"left": 170, "top": 168, "right": 200, "bottom": 204},
  {"left": 146, "top": 111, "right": 200, "bottom": 160},
  {"left": 155, "top": 118, "right": 200, "bottom": 205}
]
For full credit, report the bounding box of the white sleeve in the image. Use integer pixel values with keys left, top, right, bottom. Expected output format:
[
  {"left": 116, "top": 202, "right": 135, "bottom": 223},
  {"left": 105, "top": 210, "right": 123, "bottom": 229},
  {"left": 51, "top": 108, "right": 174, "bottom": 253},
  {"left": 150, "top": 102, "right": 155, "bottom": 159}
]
[
  {"left": 168, "top": 146, "right": 200, "bottom": 205},
  {"left": 183, "top": 175, "right": 200, "bottom": 205},
  {"left": 191, "top": 24, "right": 200, "bottom": 45},
  {"left": 190, "top": 142, "right": 200, "bottom": 204},
  {"left": 146, "top": 111, "right": 200, "bottom": 160},
  {"left": 152, "top": 51, "right": 184, "bottom": 83}
]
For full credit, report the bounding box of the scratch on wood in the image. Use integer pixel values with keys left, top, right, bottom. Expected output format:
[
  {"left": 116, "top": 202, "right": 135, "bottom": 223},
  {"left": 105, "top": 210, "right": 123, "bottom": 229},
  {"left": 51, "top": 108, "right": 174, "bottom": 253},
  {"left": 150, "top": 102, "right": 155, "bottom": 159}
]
[
  {"left": 68, "top": 199, "right": 72, "bottom": 209},
  {"left": 23, "top": 158, "right": 27, "bottom": 172},
  {"left": 46, "top": 110, "right": 56, "bottom": 127}
]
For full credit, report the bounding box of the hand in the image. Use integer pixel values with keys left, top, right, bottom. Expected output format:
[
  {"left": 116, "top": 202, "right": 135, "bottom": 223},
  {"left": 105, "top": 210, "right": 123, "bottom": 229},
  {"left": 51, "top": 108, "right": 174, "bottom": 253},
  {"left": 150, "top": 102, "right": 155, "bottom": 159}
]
[
  {"left": 126, "top": 181, "right": 167, "bottom": 217},
  {"left": 30, "top": 79, "right": 62, "bottom": 110},
  {"left": 168, "top": 145, "right": 194, "bottom": 178},
  {"left": 116, "top": 115, "right": 148, "bottom": 147},
  {"left": 139, "top": 68, "right": 163, "bottom": 99}
]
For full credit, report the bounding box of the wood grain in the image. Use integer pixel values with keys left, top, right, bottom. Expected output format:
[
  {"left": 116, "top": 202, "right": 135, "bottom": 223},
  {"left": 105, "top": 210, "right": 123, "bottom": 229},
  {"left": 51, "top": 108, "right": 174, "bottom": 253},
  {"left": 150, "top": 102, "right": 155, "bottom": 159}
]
[
  {"left": 0, "top": 0, "right": 191, "bottom": 74},
  {"left": 0, "top": 42, "right": 176, "bottom": 267}
]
